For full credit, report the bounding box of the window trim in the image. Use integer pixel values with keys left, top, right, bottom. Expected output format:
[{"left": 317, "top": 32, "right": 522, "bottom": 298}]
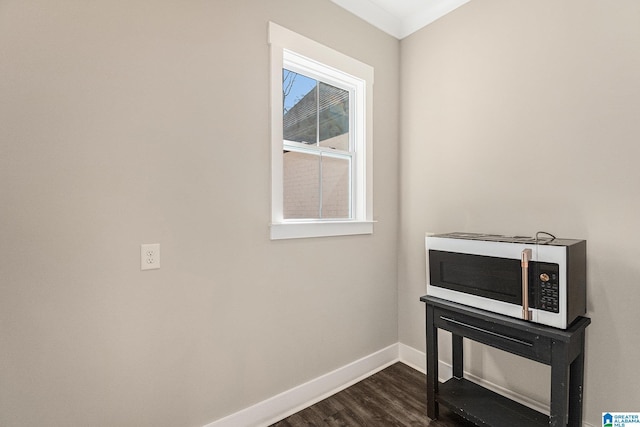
[{"left": 268, "top": 22, "right": 374, "bottom": 240}]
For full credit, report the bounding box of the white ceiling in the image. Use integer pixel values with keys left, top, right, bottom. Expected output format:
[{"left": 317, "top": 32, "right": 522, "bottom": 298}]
[{"left": 330, "top": 0, "right": 471, "bottom": 39}]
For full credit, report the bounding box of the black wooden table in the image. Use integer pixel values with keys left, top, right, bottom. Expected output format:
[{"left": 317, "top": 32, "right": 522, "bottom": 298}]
[{"left": 421, "top": 296, "right": 590, "bottom": 427}]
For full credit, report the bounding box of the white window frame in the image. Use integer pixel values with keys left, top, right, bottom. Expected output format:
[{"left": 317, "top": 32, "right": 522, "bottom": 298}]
[{"left": 268, "top": 22, "right": 374, "bottom": 240}]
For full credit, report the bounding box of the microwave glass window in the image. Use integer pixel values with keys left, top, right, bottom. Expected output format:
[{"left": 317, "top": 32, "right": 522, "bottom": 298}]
[{"left": 429, "top": 251, "right": 522, "bottom": 304}]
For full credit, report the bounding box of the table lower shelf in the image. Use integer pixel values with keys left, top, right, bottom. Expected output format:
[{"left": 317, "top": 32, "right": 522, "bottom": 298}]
[{"left": 437, "top": 378, "right": 549, "bottom": 427}]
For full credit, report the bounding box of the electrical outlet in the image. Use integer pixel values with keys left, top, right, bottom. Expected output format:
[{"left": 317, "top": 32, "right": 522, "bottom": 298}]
[{"left": 141, "top": 243, "right": 160, "bottom": 270}]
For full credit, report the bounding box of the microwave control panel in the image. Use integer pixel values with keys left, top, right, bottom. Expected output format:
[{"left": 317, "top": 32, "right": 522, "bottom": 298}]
[{"left": 532, "top": 264, "right": 560, "bottom": 313}]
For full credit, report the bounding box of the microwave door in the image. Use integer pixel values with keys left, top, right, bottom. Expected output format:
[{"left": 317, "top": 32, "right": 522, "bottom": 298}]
[{"left": 428, "top": 251, "right": 523, "bottom": 306}]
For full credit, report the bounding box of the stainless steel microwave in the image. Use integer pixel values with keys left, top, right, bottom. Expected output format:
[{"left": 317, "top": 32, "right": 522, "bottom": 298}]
[{"left": 426, "top": 232, "right": 587, "bottom": 329}]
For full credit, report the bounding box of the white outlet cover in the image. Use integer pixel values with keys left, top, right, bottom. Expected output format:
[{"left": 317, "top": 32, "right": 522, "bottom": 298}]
[{"left": 141, "top": 243, "right": 160, "bottom": 270}]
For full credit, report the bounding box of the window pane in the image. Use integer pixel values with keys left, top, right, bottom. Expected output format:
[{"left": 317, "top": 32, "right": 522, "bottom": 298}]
[
  {"left": 319, "top": 82, "right": 349, "bottom": 151},
  {"left": 321, "top": 155, "right": 350, "bottom": 219},
  {"left": 283, "top": 70, "right": 317, "bottom": 144},
  {"left": 283, "top": 151, "right": 320, "bottom": 219}
]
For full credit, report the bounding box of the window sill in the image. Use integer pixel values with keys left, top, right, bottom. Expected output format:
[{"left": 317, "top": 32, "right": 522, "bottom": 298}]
[{"left": 270, "top": 220, "right": 374, "bottom": 240}]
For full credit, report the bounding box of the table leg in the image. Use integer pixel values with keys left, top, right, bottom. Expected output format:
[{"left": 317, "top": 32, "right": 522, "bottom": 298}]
[
  {"left": 550, "top": 340, "right": 569, "bottom": 427},
  {"left": 452, "top": 334, "right": 463, "bottom": 379},
  {"left": 568, "top": 332, "right": 586, "bottom": 427},
  {"left": 426, "top": 305, "right": 439, "bottom": 420}
]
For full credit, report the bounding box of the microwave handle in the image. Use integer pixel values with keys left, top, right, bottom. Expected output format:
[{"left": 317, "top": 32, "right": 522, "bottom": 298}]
[{"left": 521, "top": 249, "right": 533, "bottom": 321}]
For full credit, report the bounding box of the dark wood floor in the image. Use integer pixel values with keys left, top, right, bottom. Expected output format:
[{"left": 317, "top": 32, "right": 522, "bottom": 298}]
[{"left": 269, "top": 362, "right": 476, "bottom": 426}]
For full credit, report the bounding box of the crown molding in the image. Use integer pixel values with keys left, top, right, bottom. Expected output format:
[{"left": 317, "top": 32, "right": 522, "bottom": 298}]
[
  {"left": 331, "top": 0, "right": 403, "bottom": 38},
  {"left": 399, "top": 0, "right": 471, "bottom": 38},
  {"left": 331, "top": 0, "right": 472, "bottom": 39}
]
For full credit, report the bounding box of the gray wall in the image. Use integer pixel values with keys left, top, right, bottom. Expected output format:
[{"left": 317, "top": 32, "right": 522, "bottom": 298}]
[
  {"left": 5, "top": 1, "right": 637, "bottom": 426},
  {"left": 399, "top": 1, "right": 640, "bottom": 425},
  {"left": 0, "top": 1, "right": 400, "bottom": 426}
]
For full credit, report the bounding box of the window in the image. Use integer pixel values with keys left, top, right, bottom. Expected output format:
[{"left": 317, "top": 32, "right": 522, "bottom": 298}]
[
  {"left": 282, "top": 68, "right": 351, "bottom": 219},
  {"left": 269, "top": 22, "right": 374, "bottom": 240}
]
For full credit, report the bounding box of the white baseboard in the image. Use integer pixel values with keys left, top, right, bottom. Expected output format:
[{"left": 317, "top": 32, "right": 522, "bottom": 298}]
[
  {"left": 203, "top": 344, "right": 399, "bottom": 427},
  {"left": 398, "top": 342, "right": 426, "bottom": 373},
  {"left": 203, "top": 343, "right": 596, "bottom": 427}
]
